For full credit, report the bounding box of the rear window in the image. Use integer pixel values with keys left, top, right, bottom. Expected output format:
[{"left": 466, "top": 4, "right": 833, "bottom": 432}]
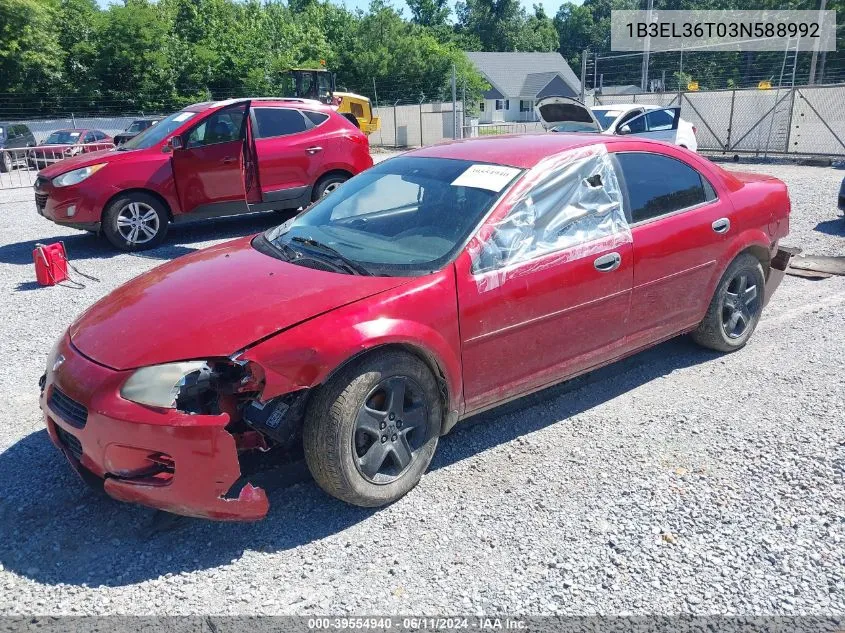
[
  {"left": 303, "top": 111, "right": 329, "bottom": 126},
  {"left": 254, "top": 108, "right": 309, "bottom": 138}
]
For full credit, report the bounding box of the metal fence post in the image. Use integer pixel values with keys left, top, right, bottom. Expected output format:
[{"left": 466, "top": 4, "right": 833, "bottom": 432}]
[
  {"left": 580, "top": 49, "right": 588, "bottom": 102},
  {"left": 784, "top": 87, "right": 797, "bottom": 154},
  {"left": 451, "top": 64, "right": 457, "bottom": 139},
  {"left": 419, "top": 96, "right": 424, "bottom": 147},
  {"left": 393, "top": 100, "right": 400, "bottom": 148},
  {"left": 71, "top": 113, "right": 77, "bottom": 127},
  {"left": 726, "top": 89, "right": 736, "bottom": 151}
]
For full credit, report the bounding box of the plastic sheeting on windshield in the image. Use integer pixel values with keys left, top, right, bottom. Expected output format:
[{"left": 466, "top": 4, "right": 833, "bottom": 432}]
[{"left": 468, "top": 144, "right": 630, "bottom": 292}]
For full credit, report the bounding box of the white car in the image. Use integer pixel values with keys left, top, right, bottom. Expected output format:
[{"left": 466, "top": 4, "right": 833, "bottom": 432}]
[{"left": 535, "top": 96, "right": 698, "bottom": 152}]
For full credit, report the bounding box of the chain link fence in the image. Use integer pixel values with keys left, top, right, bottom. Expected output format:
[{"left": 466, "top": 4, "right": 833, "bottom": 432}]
[{"left": 595, "top": 83, "right": 845, "bottom": 157}]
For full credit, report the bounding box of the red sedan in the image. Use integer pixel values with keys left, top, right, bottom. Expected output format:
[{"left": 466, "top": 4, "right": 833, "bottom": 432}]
[
  {"left": 29, "top": 129, "right": 113, "bottom": 169},
  {"left": 40, "top": 134, "right": 793, "bottom": 520},
  {"left": 33, "top": 99, "right": 372, "bottom": 250}
]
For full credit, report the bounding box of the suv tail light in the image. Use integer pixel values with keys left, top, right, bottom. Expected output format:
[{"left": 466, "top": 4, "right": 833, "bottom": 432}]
[{"left": 692, "top": 126, "right": 698, "bottom": 136}]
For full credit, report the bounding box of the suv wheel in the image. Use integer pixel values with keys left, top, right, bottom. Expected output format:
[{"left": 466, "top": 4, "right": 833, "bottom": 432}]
[
  {"left": 312, "top": 174, "right": 349, "bottom": 201},
  {"left": 0, "top": 152, "right": 11, "bottom": 173},
  {"left": 102, "top": 193, "right": 169, "bottom": 251},
  {"left": 303, "top": 351, "right": 442, "bottom": 507}
]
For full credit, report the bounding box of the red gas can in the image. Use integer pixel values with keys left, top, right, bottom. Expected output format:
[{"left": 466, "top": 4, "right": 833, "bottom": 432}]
[{"left": 33, "top": 242, "right": 69, "bottom": 286}]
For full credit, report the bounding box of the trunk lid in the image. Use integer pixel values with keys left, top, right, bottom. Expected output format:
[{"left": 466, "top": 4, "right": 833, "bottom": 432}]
[{"left": 535, "top": 96, "right": 601, "bottom": 132}]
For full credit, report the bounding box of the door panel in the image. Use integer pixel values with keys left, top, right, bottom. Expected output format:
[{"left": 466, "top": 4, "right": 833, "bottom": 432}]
[
  {"left": 251, "top": 108, "right": 325, "bottom": 202},
  {"left": 172, "top": 103, "right": 249, "bottom": 216},
  {"left": 456, "top": 243, "right": 633, "bottom": 413},
  {"left": 619, "top": 108, "right": 680, "bottom": 144},
  {"left": 615, "top": 151, "right": 733, "bottom": 347}
]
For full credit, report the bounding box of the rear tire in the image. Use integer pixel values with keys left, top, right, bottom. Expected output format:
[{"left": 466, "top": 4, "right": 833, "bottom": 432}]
[
  {"left": 692, "top": 253, "right": 766, "bottom": 352},
  {"left": 303, "top": 351, "right": 442, "bottom": 507},
  {"left": 0, "top": 152, "right": 11, "bottom": 173},
  {"left": 311, "top": 173, "right": 349, "bottom": 201},
  {"left": 102, "top": 192, "right": 169, "bottom": 251}
]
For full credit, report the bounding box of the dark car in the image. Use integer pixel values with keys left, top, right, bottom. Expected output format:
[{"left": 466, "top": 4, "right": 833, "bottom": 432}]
[
  {"left": 0, "top": 123, "right": 36, "bottom": 172},
  {"left": 839, "top": 176, "right": 844, "bottom": 213},
  {"left": 113, "top": 118, "right": 160, "bottom": 146}
]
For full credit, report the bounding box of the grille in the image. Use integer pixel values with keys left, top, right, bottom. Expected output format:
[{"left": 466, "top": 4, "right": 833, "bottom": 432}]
[
  {"left": 55, "top": 426, "right": 83, "bottom": 462},
  {"left": 34, "top": 193, "right": 47, "bottom": 212},
  {"left": 49, "top": 387, "right": 88, "bottom": 428}
]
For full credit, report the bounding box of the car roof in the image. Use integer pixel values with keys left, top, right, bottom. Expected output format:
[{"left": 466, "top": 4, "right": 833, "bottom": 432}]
[
  {"left": 183, "top": 98, "right": 333, "bottom": 113},
  {"left": 412, "top": 133, "right": 661, "bottom": 169}
]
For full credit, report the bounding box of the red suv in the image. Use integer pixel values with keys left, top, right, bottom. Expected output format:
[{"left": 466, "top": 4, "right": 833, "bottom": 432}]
[{"left": 34, "top": 99, "right": 373, "bottom": 250}]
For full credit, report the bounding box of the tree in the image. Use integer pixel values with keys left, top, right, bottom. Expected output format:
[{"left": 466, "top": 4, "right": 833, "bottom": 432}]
[
  {"left": 455, "top": 0, "right": 526, "bottom": 51},
  {"left": 406, "top": 0, "right": 450, "bottom": 27},
  {"left": 0, "top": 0, "right": 65, "bottom": 102},
  {"left": 554, "top": 3, "right": 595, "bottom": 66}
]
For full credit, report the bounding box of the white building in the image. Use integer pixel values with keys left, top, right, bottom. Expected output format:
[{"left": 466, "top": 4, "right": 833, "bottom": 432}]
[{"left": 465, "top": 52, "right": 582, "bottom": 124}]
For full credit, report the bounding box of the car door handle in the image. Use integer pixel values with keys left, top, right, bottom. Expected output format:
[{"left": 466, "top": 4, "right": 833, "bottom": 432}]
[
  {"left": 305, "top": 146, "right": 323, "bottom": 155},
  {"left": 221, "top": 156, "right": 237, "bottom": 164},
  {"left": 594, "top": 252, "right": 622, "bottom": 272},
  {"left": 712, "top": 218, "right": 731, "bottom": 233}
]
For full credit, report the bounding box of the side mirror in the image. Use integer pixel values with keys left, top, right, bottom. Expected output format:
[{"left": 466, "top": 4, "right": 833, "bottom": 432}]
[
  {"left": 166, "top": 136, "right": 183, "bottom": 152},
  {"left": 617, "top": 124, "right": 631, "bottom": 135}
]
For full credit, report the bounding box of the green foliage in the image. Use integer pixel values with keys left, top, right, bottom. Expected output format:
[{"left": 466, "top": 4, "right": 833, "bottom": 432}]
[{"left": 4, "top": 0, "right": 842, "bottom": 115}]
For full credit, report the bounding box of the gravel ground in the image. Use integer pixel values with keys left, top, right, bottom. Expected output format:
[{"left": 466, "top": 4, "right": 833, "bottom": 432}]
[{"left": 0, "top": 160, "right": 843, "bottom": 617}]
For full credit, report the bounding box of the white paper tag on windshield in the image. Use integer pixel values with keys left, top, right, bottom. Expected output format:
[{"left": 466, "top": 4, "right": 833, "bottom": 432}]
[
  {"left": 173, "top": 112, "right": 193, "bottom": 122},
  {"left": 452, "top": 164, "right": 521, "bottom": 192}
]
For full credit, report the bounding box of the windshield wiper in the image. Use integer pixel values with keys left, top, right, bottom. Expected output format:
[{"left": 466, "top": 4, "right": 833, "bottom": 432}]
[{"left": 290, "top": 236, "right": 372, "bottom": 276}]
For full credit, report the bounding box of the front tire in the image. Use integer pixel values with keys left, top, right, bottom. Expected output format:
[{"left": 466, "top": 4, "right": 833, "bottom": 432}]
[
  {"left": 692, "top": 253, "right": 766, "bottom": 352},
  {"left": 303, "top": 351, "right": 442, "bottom": 507},
  {"left": 102, "top": 192, "right": 169, "bottom": 251},
  {"left": 0, "top": 152, "right": 11, "bottom": 173}
]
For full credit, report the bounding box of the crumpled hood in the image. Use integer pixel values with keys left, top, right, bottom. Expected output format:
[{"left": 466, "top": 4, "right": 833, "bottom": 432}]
[{"left": 69, "top": 237, "right": 409, "bottom": 370}]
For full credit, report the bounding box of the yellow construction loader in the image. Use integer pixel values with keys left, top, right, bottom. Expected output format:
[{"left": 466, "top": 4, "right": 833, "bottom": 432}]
[{"left": 287, "top": 68, "right": 381, "bottom": 135}]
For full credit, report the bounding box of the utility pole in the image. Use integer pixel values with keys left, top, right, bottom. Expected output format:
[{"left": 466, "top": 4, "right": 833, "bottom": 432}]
[
  {"left": 451, "top": 63, "right": 457, "bottom": 140},
  {"left": 641, "top": 0, "right": 654, "bottom": 92},
  {"left": 808, "top": 0, "right": 827, "bottom": 85}
]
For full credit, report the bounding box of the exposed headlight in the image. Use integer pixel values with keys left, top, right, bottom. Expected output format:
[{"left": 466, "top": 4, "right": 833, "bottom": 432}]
[
  {"left": 120, "top": 360, "right": 263, "bottom": 413},
  {"left": 121, "top": 361, "right": 212, "bottom": 409},
  {"left": 52, "top": 163, "right": 106, "bottom": 188}
]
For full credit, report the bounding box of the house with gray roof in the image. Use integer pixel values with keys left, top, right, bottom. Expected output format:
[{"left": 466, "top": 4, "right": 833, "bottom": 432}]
[{"left": 465, "top": 52, "right": 582, "bottom": 123}]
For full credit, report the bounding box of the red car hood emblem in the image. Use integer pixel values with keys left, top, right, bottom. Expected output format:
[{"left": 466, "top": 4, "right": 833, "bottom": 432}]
[{"left": 69, "top": 237, "right": 408, "bottom": 370}]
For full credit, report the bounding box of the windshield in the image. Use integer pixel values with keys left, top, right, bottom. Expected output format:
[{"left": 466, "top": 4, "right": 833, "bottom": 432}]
[
  {"left": 591, "top": 109, "right": 625, "bottom": 131},
  {"left": 120, "top": 111, "right": 196, "bottom": 150},
  {"left": 126, "top": 120, "right": 152, "bottom": 133},
  {"left": 44, "top": 130, "right": 81, "bottom": 145},
  {"left": 263, "top": 156, "right": 522, "bottom": 276}
]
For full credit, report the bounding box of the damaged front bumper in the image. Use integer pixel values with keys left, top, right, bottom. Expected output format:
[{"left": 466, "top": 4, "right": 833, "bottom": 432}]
[{"left": 40, "top": 336, "right": 269, "bottom": 521}]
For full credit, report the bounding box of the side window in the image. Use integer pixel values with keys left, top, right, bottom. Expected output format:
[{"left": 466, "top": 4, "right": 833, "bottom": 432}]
[
  {"left": 186, "top": 106, "right": 245, "bottom": 148},
  {"left": 644, "top": 109, "right": 676, "bottom": 131},
  {"left": 616, "top": 152, "right": 713, "bottom": 223},
  {"left": 616, "top": 109, "right": 642, "bottom": 129},
  {"left": 253, "top": 108, "right": 308, "bottom": 138},
  {"left": 475, "top": 151, "right": 626, "bottom": 272},
  {"left": 622, "top": 112, "right": 646, "bottom": 133},
  {"left": 303, "top": 111, "right": 329, "bottom": 127},
  {"left": 82, "top": 132, "right": 96, "bottom": 143},
  {"left": 6, "top": 126, "right": 19, "bottom": 140}
]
